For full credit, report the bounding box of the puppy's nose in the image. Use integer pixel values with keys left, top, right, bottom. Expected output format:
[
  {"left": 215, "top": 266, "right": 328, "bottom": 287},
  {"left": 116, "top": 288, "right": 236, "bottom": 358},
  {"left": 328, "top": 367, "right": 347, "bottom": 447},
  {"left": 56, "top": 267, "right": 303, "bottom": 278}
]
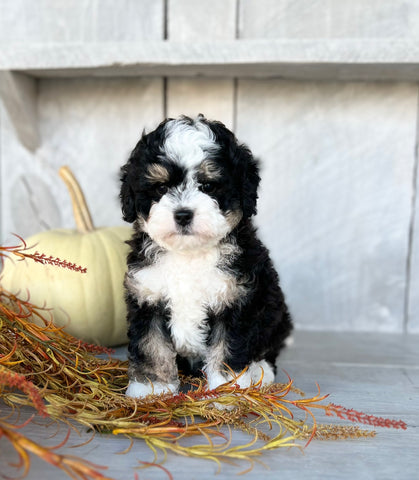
[{"left": 175, "top": 209, "right": 194, "bottom": 227}]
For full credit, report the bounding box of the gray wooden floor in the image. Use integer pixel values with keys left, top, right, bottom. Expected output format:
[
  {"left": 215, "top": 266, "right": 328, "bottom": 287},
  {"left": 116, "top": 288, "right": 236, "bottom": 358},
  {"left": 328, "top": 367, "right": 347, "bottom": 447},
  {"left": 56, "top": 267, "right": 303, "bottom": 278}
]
[{"left": 1, "top": 331, "right": 418, "bottom": 480}]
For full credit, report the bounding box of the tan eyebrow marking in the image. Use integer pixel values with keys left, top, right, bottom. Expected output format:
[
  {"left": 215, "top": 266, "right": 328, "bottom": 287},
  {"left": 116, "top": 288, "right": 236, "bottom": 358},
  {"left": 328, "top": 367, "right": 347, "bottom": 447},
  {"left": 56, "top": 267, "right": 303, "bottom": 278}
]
[
  {"left": 199, "top": 160, "right": 222, "bottom": 181},
  {"left": 145, "top": 163, "right": 170, "bottom": 183}
]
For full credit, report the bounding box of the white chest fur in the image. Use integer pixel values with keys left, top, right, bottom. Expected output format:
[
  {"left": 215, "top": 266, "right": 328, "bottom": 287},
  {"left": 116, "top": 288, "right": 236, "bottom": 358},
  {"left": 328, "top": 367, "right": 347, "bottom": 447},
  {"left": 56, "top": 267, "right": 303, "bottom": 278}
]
[{"left": 130, "top": 247, "right": 242, "bottom": 357}]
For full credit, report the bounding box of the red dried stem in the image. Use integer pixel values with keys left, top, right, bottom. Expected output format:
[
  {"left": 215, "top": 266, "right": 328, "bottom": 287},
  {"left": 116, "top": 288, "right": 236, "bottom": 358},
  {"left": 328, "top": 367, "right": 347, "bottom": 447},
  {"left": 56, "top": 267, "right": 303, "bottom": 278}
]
[
  {"left": 0, "top": 368, "right": 49, "bottom": 418},
  {"left": 0, "top": 235, "right": 87, "bottom": 273},
  {"left": 325, "top": 403, "right": 407, "bottom": 430},
  {"left": 25, "top": 251, "right": 87, "bottom": 273},
  {"left": 75, "top": 339, "right": 114, "bottom": 356}
]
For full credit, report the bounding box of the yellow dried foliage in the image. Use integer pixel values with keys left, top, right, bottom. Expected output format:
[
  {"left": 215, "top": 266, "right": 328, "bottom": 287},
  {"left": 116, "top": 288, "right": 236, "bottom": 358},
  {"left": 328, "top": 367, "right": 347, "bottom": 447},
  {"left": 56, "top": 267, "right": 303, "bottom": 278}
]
[{"left": 0, "top": 242, "right": 406, "bottom": 479}]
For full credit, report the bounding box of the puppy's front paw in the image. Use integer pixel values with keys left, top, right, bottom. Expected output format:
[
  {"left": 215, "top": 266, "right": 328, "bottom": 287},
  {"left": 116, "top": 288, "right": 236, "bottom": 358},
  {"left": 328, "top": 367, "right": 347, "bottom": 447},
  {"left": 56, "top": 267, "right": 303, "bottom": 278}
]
[
  {"left": 126, "top": 380, "right": 179, "bottom": 398},
  {"left": 206, "top": 360, "right": 275, "bottom": 391},
  {"left": 206, "top": 361, "right": 275, "bottom": 411}
]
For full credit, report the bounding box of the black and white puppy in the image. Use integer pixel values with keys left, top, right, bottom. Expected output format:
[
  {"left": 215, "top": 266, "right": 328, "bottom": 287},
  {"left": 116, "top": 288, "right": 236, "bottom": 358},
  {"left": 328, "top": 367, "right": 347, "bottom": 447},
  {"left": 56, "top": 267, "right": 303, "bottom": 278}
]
[{"left": 120, "top": 115, "right": 292, "bottom": 398}]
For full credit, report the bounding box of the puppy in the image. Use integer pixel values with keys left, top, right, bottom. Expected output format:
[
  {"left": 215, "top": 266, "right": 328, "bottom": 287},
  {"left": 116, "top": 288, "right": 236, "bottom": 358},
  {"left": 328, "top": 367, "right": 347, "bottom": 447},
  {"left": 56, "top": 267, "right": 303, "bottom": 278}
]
[{"left": 120, "top": 115, "right": 292, "bottom": 398}]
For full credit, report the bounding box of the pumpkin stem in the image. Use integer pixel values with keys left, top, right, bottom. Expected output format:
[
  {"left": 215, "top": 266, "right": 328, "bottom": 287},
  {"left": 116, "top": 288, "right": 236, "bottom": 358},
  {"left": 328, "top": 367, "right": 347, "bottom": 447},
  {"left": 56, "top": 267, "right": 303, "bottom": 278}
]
[{"left": 59, "top": 166, "right": 95, "bottom": 233}]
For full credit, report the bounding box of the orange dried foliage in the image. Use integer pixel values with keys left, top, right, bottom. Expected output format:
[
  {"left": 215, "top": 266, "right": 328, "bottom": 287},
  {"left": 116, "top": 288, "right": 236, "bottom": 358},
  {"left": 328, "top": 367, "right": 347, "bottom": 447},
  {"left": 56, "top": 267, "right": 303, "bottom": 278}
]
[
  {"left": 0, "top": 237, "right": 407, "bottom": 479},
  {"left": 0, "top": 417, "right": 113, "bottom": 480}
]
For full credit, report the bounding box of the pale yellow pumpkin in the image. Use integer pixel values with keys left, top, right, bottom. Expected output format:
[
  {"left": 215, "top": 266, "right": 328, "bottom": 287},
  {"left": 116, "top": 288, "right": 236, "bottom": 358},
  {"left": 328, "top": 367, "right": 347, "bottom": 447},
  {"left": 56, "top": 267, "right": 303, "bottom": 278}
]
[{"left": 1, "top": 166, "right": 131, "bottom": 346}]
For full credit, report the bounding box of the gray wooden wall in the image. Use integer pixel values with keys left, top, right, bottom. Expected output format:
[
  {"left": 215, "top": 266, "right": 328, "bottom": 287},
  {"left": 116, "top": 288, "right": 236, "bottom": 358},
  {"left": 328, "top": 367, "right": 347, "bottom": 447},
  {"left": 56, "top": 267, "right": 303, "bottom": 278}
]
[{"left": 1, "top": 1, "right": 419, "bottom": 334}]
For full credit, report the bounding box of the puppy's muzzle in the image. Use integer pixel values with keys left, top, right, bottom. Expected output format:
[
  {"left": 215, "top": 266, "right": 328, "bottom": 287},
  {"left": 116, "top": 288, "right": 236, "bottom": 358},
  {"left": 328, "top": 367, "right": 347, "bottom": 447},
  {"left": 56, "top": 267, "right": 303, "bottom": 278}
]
[{"left": 174, "top": 208, "right": 194, "bottom": 227}]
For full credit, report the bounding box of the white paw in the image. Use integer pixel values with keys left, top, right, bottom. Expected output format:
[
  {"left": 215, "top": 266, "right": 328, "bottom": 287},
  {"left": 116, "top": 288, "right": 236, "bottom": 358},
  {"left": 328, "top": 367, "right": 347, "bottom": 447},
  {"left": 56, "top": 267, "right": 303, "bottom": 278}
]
[
  {"left": 207, "top": 371, "right": 231, "bottom": 391},
  {"left": 206, "top": 360, "right": 275, "bottom": 390},
  {"left": 125, "top": 380, "right": 179, "bottom": 398},
  {"left": 248, "top": 360, "right": 275, "bottom": 386},
  {"left": 212, "top": 401, "right": 236, "bottom": 411}
]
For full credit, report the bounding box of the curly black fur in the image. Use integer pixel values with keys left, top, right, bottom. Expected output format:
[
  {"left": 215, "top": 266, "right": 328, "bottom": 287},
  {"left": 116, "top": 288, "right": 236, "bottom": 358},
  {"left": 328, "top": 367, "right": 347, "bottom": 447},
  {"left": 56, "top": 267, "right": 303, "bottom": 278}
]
[{"left": 120, "top": 115, "right": 292, "bottom": 395}]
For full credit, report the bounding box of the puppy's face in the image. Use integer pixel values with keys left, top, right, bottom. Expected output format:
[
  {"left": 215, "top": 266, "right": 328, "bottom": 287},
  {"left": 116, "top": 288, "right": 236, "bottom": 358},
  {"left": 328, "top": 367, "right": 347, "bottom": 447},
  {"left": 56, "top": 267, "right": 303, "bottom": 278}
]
[{"left": 121, "top": 116, "right": 260, "bottom": 251}]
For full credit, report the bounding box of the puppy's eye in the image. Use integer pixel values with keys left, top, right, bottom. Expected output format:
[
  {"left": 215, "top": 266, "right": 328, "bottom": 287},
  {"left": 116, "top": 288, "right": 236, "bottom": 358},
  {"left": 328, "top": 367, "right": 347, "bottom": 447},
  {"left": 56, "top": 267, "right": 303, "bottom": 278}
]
[
  {"left": 200, "top": 182, "right": 217, "bottom": 194},
  {"left": 156, "top": 184, "right": 168, "bottom": 195}
]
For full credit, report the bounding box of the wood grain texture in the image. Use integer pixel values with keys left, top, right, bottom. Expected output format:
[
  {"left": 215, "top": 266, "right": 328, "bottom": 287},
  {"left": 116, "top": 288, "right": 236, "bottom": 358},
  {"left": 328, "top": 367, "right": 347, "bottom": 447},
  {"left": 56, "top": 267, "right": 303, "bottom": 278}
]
[
  {"left": 0, "top": 78, "right": 164, "bottom": 241},
  {"left": 0, "top": 72, "right": 39, "bottom": 151},
  {"left": 407, "top": 152, "right": 419, "bottom": 333},
  {"left": 166, "top": 77, "right": 235, "bottom": 130},
  {"left": 166, "top": 0, "right": 236, "bottom": 129},
  {"left": 0, "top": 0, "right": 164, "bottom": 43},
  {"left": 168, "top": 0, "right": 237, "bottom": 41},
  {"left": 239, "top": 0, "right": 419, "bottom": 39},
  {"left": 5, "top": 40, "right": 419, "bottom": 81},
  {"left": 1, "top": 332, "right": 417, "bottom": 479},
  {"left": 236, "top": 80, "right": 418, "bottom": 332}
]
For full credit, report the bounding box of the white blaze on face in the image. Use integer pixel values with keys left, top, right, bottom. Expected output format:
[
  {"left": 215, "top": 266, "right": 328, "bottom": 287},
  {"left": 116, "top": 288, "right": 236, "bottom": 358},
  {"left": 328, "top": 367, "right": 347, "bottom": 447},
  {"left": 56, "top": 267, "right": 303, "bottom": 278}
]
[
  {"left": 143, "top": 118, "right": 231, "bottom": 251},
  {"left": 162, "top": 118, "right": 219, "bottom": 169}
]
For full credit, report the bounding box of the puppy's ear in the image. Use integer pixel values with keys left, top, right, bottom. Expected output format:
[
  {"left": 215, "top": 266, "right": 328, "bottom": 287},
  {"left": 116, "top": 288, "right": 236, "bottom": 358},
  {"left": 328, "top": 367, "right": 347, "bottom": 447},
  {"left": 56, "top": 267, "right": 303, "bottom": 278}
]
[
  {"left": 232, "top": 143, "right": 260, "bottom": 218},
  {"left": 120, "top": 130, "right": 150, "bottom": 223},
  {"left": 120, "top": 165, "right": 137, "bottom": 223},
  {"left": 242, "top": 147, "right": 260, "bottom": 218},
  {"left": 205, "top": 119, "right": 260, "bottom": 219}
]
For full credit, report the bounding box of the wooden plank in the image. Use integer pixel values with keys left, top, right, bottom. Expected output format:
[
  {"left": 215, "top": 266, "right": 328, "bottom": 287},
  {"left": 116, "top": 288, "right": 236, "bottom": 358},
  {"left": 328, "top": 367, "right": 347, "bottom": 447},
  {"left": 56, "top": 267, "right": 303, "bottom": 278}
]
[
  {"left": 239, "top": 0, "right": 419, "bottom": 39},
  {"left": 0, "top": 0, "right": 164, "bottom": 43},
  {"left": 1, "top": 332, "right": 418, "bottom": 479},
  {"left": 407, "top": 155, "right": 419, "bottom": 333},
  {"left": 166, "top": 0, "right": 236, "bottom": 128},
  {"left": 166, "top": 78, "right": 235, "bottom": 130},
  {"left": 4, "top": 40, "right": 419, "bottom": 81},
  {"left": 0, "top": 78, "right": 164, "bottom": 242},
  {"left": 236, "top": 80, "right": 417, "bottom": 332},
  {"left": 0, "top": 71, "right": 39, "bottom": 151},
  {"left": 168, "top": 0, "right": 237, "bottom": 41},
  {"left": 0, "top": 0, "right": 165, "bottom": 154},
  {"left": 281, "top": 331, "right": 419, "bottom": 367}
]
